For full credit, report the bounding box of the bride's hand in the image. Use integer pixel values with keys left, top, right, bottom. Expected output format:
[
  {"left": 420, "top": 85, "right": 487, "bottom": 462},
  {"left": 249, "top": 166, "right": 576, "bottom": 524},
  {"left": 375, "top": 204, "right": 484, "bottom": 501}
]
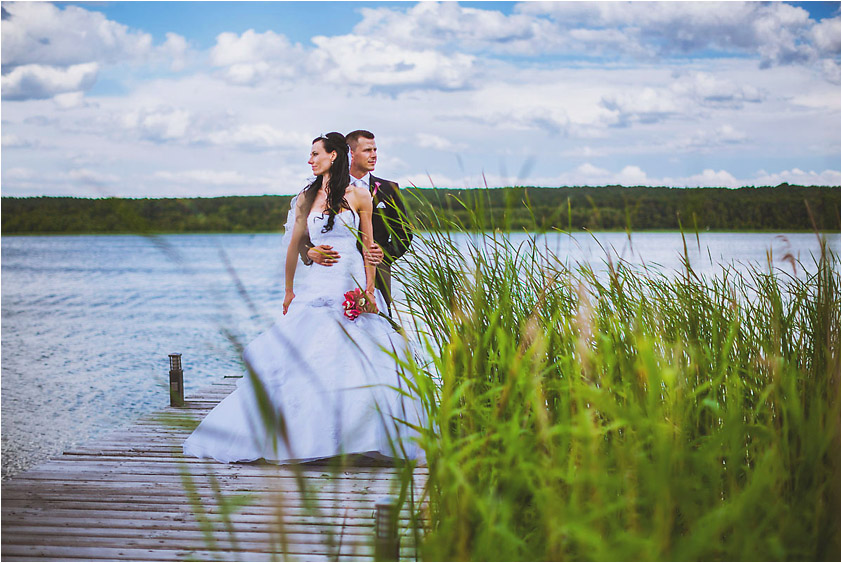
[
  {"left": 365, "top": 288, "right": 379, "bottom": 313},
  {"left": 283, "top": 289, "right": 295, "bottom": 315}
]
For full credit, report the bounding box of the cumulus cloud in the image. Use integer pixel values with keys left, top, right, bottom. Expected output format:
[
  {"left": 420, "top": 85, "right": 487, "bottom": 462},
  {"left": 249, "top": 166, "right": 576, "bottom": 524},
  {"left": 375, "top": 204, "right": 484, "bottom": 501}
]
[
  {"left": 1, "top": 63, "right": 98, "bottom": 100},
  {"left": 69, "top": 168, "right": 120, "bottom": 185},
  {"left": 1, "top": 2, "right": 189, "bottom": 99},
  {"left": 672, "top": 125, "right": 748, "bottom": 152},
  {"left": 160, "top": 33, "right": 189, "bottom": 72},
  {"left": 670, "top": 168, "right": 741, "bottom": 188},
  {"left": 122, "top": 106, "right": 194, "bottom": 142},
  {"left": 406, "top": 163, "right": 841, "bottom": 190},
  {"left": 311, "top": 34, "right": 477, "bottom": 90},
  {"left": 1, "top": 2, "right": 153, "bottom": 68},
  {"left": 1, "top": 133, "right": 37, "bottom": 148},
  {"left": 205, "top": 124, "right": 311, "bottom": 151},
  {"left": 810, "top": 17, "right": 842, "bottom": 55},
  {"left": 518, "top": 1, "right": 836, "bottom": 68},
  {"left": 53, "top": 91, "right": 91, "bottom": 110},
  {"left": 118, "top": 103, "right": 310, "bottom": 151},
  {"left": 3, "top": 167, "right": 36, "bottom": 180},
  {"left": 416, "top": 133, "right": 467, "bottom": 151},
  {"left": 148, "top": 168, "right": 306, "bottom": 196},
  {"left": 673, "top": 72, "right": 764, "bottom": 107},
  {"left": 209, "top": 29, "right": 307, "bottom": 85},
  {"left": 601, "top": 71, "right": 764, "bottom": 127},
  {"left": 601, "top": 87, "right": 681, "bottom": 127},
  {"left": 153, "top": 169, "right": 272, "bottom": 187},
  {"left": 349, "top": 1, "right": 839, "bottom": 73},
  {"left": 751, "top": 168, "right": 842, "bottom": 187},
  {"left": 354, "top": 1, "right": 558, "bottom": 55}
]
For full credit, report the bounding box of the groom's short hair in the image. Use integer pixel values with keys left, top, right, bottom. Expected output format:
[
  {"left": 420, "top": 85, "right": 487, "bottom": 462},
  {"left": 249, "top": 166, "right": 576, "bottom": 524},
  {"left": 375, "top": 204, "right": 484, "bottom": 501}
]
[{"left": 346, "top": 130, "right": 375, "bottom": 150}]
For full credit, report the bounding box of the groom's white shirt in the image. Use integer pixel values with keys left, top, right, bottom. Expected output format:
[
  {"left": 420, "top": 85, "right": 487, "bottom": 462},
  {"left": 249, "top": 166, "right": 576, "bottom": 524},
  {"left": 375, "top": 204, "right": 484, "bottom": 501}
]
[{"left": 350, "top": 173, "right": 371, "bottom": 189}]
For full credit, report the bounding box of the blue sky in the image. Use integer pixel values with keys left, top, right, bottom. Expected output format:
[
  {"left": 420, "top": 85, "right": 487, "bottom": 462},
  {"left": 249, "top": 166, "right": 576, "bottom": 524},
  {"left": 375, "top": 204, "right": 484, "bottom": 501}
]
[{"left": 2, "top": 1, "right": 840, "bottom": 197}]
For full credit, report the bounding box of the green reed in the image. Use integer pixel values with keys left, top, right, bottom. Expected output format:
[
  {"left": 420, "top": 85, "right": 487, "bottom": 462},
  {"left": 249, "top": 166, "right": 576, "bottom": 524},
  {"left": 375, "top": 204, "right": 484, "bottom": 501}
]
[{"left": 392, "top": 196, "right": 840, "bottom": 561}]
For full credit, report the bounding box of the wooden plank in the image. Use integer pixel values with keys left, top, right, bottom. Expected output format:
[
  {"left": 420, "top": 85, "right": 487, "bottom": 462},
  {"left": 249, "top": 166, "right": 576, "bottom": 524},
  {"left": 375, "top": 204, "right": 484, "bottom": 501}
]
[
  {"left": 3, "top": 507, "right": 423, "bottom": 536},
  {"left": 1, "top": 527, "right": 418, "bottom": 549},
  {"left": 1, "top": 498, "right": 426, "bottom": 518},
  {"left": 2, "top": 507, "right": 426, "bottom": 526},
  {"left": 7, "top": 474, "right": 426, "bottom": 493},
  {"left": 1, "top": 377, "right": 428, "bottom": 561},
  {"left": 1, "top": 543, "right": 408, "bottom": 562}
]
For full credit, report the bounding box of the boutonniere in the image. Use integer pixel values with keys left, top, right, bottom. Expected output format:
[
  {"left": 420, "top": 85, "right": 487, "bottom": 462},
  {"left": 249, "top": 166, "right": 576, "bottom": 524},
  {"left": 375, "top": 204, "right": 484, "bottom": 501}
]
[{"left": 372, "top": 181, "right": 381, "bottom": 197}]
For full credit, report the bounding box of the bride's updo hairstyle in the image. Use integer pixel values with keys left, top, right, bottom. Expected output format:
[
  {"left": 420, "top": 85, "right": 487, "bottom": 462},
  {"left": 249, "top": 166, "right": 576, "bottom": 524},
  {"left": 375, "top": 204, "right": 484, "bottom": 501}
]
[{"left": 304, "top": 132, "right": 351, "bottom": 233}]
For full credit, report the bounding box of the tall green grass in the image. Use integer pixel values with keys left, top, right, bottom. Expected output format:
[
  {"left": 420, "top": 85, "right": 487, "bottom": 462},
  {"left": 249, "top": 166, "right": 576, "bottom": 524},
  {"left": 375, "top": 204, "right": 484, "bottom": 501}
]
[{"left": 393, "top": 197, "right": 840, "bottom": 561}]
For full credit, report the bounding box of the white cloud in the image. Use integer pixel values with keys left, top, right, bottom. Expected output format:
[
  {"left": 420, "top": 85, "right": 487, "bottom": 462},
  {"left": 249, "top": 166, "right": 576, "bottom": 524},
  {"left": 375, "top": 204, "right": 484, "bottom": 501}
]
[
  {"left": 354, "top": 2, "right": 558, "bottom": 55},
  {"left": 1, "top": 134, "right": 36, "bottom": 148},
  {"left": 211, "top": 30, "right": 294, "bottom": 66},
  {"left": 517, "top": 1, "right": 835, "bottom": 69},
  {"left": 601, "top": 87, "right": 682, "bottom": 126},
  {"left": 122, "top": 106, "right": 193, "bottom": 142},
  {"left": 1, "top": 2, "right": 189, "bottom": 100},
  {"left": 53, "top": 91, "right": 90, "bottom": 110},
  {"left": 810, "top": 17, "right": 842, "bottom": 55},
  {"left": 820, "top": 59, "right": 841, "bottom": 84},
  {"left": 602, "top": 71, "right": 765, "bottom": 127},
  {"left": 673, "top": 72, "right": 764, "bottom": 106},
  {"left": 415, "top": 133, "right": 466, "bottom": 151},
  {"left": 311, "top": 34, "right": 477, "bottom": 89},
  {"left": 209, "top": 29, "right": 306, "bottom": 85},
  {"left": 153, "top": 169, "right": 273, "bottom": 187},
  {"left": 115, "top": 101, "right": 304, "bottom": 151},
  {"left": 68, "top": 168, "right": 120, "bottom": 185},
  {"left": 751, "top": 168, "right": 842, "bottom": 187},
  {"left": 3, "top": 167, "right": 36, "bottom": 179},
  {"left": 404, "top": 164, "right": 841, "bottom": 190},
  {"left": 1, "top": 2, "right": 153, "bottom": 68},
  {"left": 1, "top": 63, "right": 98, "bottom": 100},
  {"left": 160, "top": 33, "right": 189, "bottom": 72},
  {"left": 670, "top": 168, "right": 740, "bottom": 188},
  {"left": 205, "top": 124, "right": 311, "bottom": 151},
  {"left": 670, "top": 124, "right": 749, "bottom": 153}
]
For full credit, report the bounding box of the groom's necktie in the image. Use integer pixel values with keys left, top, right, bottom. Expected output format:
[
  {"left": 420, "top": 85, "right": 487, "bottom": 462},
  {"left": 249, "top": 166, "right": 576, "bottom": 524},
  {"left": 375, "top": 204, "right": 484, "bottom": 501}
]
[{"left": 351, "top": 177, "right": 368, "bottom": 189}]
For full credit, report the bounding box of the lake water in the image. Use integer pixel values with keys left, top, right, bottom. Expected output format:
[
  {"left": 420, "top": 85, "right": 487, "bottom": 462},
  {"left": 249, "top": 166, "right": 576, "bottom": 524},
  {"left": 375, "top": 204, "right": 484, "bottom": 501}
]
[{"left": 2, "top": 231, "right": 839, "bottom": 479}]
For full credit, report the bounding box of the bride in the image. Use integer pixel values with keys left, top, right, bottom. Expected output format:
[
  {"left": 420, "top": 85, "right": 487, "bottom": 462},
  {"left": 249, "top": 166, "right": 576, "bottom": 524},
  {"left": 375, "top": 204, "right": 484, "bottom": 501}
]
[{"left": 183, "top": 132, "right": 424, "bottom": 464}]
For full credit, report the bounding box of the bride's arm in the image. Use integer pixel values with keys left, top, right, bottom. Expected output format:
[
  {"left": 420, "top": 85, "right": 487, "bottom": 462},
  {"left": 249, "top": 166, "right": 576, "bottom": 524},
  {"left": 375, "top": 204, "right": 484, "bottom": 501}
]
[
  {"left": 284, "top": 196, "right": 309, "bottom": 315},
  {"left": 353, "top": 187, "right": 377, "bottom": 296}
]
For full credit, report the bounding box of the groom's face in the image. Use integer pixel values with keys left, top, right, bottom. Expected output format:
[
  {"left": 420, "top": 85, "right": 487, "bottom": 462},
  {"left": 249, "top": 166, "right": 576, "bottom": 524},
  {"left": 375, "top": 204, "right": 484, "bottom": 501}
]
[{"left": 351, "top": 138, "right": 377, "bottom": 173}]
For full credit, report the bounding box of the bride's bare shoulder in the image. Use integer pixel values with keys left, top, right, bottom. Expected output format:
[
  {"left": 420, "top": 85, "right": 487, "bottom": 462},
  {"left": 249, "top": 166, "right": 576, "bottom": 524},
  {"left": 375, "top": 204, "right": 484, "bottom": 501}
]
[{"left": 346, "top": 184, "right": 373, "bottom": 209}]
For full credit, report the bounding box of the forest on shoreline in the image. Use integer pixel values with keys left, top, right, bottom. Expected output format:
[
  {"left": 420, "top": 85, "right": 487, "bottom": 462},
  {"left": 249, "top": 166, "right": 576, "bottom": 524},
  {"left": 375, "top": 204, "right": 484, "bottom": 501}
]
[{"left": 2, "top": 184, "right": 839, "bottom": 235}]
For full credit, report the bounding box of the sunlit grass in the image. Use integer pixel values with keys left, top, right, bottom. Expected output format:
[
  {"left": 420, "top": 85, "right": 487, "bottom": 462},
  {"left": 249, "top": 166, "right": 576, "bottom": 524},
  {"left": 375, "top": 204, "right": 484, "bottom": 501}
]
[{"left": 392, "top": 195, "right": 840, "bottom": 561}]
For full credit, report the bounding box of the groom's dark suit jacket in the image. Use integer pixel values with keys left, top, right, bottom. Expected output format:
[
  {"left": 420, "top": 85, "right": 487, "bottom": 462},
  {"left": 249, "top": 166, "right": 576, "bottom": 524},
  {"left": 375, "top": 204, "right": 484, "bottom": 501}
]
[{"left": 298, "top": 174, "right": 413, "bottom": 312}]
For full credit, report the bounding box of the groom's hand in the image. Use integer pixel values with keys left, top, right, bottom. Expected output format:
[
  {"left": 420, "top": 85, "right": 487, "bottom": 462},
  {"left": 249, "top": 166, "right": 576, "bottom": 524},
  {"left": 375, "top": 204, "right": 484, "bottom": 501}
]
[
  {"left": 308, "top": 245, "right": 340, "bottom": 266},
  {"left": 364, "top": 243, "right": 384, "bottom": 266}
]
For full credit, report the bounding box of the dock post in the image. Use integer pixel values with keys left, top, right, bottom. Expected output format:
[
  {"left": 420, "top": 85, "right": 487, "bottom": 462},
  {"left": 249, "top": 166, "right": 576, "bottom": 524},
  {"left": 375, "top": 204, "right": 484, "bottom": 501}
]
[
  {"left": 374, "top": 496, "right": 400, "bottom": 561},
  {"left": 168, "top": 353, "right": 184, "bottom": 407}
]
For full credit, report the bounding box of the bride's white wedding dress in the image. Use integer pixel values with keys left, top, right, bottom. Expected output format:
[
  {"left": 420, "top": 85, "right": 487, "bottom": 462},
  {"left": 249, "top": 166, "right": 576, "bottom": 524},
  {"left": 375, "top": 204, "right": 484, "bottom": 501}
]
[{"left": 183, "top": 208, "right": 424, "bottom": 464}]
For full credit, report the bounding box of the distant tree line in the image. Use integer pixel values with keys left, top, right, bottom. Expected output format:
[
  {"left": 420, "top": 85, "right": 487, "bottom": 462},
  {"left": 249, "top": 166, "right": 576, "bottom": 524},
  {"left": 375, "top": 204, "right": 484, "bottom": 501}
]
[{"left": 2, "top": 184, "right": 839, "bottom": 235}]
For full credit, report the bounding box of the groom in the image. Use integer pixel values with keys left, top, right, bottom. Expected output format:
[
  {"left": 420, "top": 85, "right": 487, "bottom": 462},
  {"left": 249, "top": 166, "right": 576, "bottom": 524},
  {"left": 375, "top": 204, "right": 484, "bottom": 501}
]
[{"left": 299, "top": 130, "right": 413, "bottom": 315}]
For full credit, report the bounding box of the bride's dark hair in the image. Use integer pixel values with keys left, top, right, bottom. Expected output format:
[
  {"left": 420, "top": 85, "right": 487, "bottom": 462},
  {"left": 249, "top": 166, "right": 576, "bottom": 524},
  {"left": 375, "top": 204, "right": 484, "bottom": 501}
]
[{"left": 304, "top": 132, "right": 351, "bottom": 233}]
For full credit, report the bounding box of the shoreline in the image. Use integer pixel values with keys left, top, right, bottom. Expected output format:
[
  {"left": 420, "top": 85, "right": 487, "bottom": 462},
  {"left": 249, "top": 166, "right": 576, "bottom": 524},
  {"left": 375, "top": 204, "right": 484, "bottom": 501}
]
[{"left": 3, "top": 228, "right": 840, "bottom": 237}]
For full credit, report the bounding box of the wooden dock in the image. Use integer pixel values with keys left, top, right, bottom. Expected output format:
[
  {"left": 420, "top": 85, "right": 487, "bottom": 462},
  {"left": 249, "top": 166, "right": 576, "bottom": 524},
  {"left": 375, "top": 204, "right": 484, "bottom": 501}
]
[{"left": 2, "top": 378, "right": 428, "bottom": 561}]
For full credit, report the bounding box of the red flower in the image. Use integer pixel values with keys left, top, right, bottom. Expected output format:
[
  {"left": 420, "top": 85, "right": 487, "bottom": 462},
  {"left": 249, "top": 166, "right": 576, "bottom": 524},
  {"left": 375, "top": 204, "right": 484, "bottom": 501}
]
[{"left": 342, "top": 288, "right": 377, "bottom": 320}]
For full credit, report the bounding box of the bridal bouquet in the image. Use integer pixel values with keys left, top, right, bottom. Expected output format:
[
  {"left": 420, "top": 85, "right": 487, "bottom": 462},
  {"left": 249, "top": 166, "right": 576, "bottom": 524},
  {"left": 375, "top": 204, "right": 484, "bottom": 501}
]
[{"left": 342, "top": 288, "right": 378, "bottom": 320}]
